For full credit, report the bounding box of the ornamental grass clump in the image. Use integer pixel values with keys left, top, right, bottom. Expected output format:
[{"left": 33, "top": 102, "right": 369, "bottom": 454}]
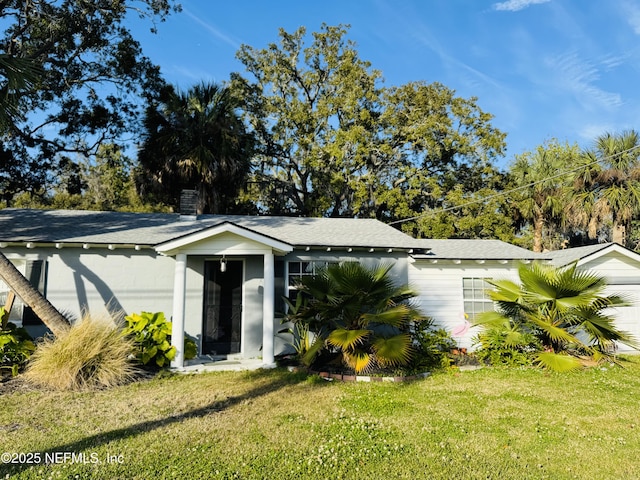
[{"left": 25, "top": 315, "right": 137, "bottom": 390}]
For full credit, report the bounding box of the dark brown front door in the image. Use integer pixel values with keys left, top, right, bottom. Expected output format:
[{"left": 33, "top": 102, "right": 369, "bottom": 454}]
[{"left": 202, "top": 260, "right": 242, "bottom": 355}]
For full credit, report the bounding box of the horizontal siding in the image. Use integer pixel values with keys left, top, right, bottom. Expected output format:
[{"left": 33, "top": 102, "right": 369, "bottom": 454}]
[
  {"left": 45, "top": 249, "right": 176, "bottom": 320},
  {"left": 409, "top": 261, "right": 519, "bottom": 349},
  {"left": 580, "top": 252, "right": 640, "bottom": 284}
]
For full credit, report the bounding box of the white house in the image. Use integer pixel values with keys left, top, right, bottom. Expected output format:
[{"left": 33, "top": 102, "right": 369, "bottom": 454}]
[{"left": 0, "top": 208, "right": 638, "bottom": 368}]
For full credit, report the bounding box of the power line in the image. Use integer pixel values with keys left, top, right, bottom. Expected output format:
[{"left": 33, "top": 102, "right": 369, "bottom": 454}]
[{"left": 388, "top": 143, "right": 640, "bottom": 226}]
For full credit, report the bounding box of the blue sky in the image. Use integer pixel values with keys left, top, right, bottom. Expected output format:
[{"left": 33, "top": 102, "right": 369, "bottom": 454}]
[{"left": 131, "top": 0, "right": 640, "bottom": 167}]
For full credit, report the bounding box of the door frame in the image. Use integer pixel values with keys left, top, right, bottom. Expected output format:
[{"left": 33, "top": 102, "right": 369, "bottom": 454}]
[{"left": 202, "top": 258, "right": 245, "bottom": 356}]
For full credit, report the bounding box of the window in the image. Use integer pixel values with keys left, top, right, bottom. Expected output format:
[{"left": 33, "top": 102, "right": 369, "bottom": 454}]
[
  {"left": 286, "top": 260, "right": 336, "bottom": 304},
  {"left": 287, "top": 261, "right": 318, "bottom": 288},
  {"left": 462, "top": 278, "right": 494, "bottom": 319},
  {"left": 0, "top": 260, "right": 47, "bottom": 327}
]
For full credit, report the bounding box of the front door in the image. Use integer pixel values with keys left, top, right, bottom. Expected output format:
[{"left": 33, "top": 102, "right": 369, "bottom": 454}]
[{"left": 202, "top": 260, "right": 243, "bottom": 355}]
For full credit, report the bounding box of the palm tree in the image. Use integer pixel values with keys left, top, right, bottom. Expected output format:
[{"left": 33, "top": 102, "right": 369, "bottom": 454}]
[
  {"left": 287, "top": 262, "right": 424, "bottom": 373},
  {"left": 577, "top": 130, "right": 640, "bottom": 246},
  {"left": 0, "top": 54, "right": 70, "bottom": 336},
  {"left": 0, "top": 54, "right": 41, "bottom": 134},
  {"left": 510, "top": 140, "right": 579, "bottom": 252},
  {"left": 476, "top": 261, "right": 636, "bottom": 371},
  {"left": 138, "top": 82, "right": 254, "bottom": 214}
]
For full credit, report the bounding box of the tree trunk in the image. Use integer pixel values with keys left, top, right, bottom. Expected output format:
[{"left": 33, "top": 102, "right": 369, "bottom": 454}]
[
  {"left": 533, "top": 214, "right": 544, "bottom": 253},
  {"left": 0, "top": 251, "right": 70, "bottom": 336}
]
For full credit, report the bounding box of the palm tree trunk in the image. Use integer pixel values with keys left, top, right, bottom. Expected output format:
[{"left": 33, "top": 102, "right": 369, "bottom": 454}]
[
  {"left": 533, "top": 214, "right": 544, "bottom": 253},
  {"left": 0, "top": 251, "right": 70, "bottom": 336},
  {"left": 612, "top": 222, "right": 626, "bottom": 246}
]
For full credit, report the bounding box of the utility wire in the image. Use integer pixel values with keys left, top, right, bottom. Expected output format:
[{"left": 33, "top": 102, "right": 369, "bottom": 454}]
[{"left": 388, "top": 143, "right": 640, "bottom": 226}]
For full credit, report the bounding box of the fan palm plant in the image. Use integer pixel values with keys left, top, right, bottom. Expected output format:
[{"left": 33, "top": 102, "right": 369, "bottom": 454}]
[
  {"left": 287, "top": 262, "right": 425, "bottom": 373},
  {"left": 475, "top": 261, "right": 636, "bottom": 371}
]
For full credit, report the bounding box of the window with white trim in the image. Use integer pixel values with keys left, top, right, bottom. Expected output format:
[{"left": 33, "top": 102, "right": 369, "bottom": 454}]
[
  {"left": 286, "top": 260, "right": 337, "bottom": 299},
  {"left": 462, "top": 277, "right": 494, "bottom": 319}
]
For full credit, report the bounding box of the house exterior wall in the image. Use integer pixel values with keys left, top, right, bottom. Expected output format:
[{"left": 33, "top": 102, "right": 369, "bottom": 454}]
[
  {"left": 409, "top": 260, "right": 520, "bottom": 350},
  {"left": 579, "top": 252, "right": 640, "bottom": 352},
  {"left": 2, "top": 246, "right": 176, "bottom": 324}
]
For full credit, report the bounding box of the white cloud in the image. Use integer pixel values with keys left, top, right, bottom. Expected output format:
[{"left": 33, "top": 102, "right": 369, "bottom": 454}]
[
  {"left": 493, "top": 0, "right": 551, "bottom": 12},
  {"left": 621, "top": 0, "right": 640, "bottom": 34},
  {"left": 547, "top": 51, "right": 622, "bottom": 110},
  {"left": 578, "top": 124, "right": 615, "bottom": 143}
]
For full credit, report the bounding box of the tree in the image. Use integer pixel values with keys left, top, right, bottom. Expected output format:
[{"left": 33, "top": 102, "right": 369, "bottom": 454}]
[
  {"left": 577, "top": 130, "right": 640, "bottom": 246},
  {"left": 286, "top": 262, "right": 425, "bottom": 373},
  {"left": 476, "top": 262, "right": 636, "bottom": 371},
  {"left": 510, "top": 140, "right": 580, "bottom": 252},
  {"left": 0, "top": 36, "right": 70, "bottom": 336},
  {"left": 0, "top": 0, "right": 178, "bottom": 205},
  {"left": 138, "top": 82, "right": 255, "bottom": 214},
  {"left": 231, "top": 24, "right": 506, "bottom": 219}
]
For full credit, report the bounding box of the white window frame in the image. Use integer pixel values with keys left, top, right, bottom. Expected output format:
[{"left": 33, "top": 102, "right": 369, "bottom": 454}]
[{"left": 462, "top": 277, "right": 494, "bottom": 320}]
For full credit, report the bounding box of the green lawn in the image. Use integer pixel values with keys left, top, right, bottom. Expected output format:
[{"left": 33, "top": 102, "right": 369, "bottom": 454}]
[{"left": 2, "top": 359, "right": 640, "bottom": 479}]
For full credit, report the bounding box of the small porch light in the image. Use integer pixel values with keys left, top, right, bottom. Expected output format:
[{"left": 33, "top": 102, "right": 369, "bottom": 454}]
[{"left": 220, "top": 256, "right": 227, "bottom": 272}]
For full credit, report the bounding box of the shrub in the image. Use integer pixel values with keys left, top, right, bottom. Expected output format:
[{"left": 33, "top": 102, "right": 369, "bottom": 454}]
[
  {"left": 0, "top": 321, "right": 35, "bottom": 377},
  {"left": 25, "top": 315, "right": 137, "bottom": 390},
  {"left": 473, "top": 325, "right": 538, "bottom": 367},
  {"left": 124, "top": 311, "right": 197, "bottom": 369},
  {"left": 412, "top": 319, "right": 456, "bottom": 370},
  {"left": 475, "top": 261, "right": 638, "bottom": 371}
]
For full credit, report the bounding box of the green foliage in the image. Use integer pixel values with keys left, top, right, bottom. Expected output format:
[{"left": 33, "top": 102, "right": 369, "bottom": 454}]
[
  {"left": 139, "top": 82, "right": 255, "bottom": 214},
  {"left": 232, "top": 24, "right": 506, "bottom": 221},
  {"left": 412, "top": 318, "right": 457, "bottom": 370},
  {"left": 475, "top": 261, "right": 637, "bottom": 371},
  {"left": 287, "top": 262, "right": 425, "bottom": 373},
  {"left": 577, "top": 130, "right": 640, "bottom": 246},
  {"left": 0, "top": 318, "right": 35, "bottom": 377},
  {"left": 509, "top": 139, "right": 580, "bottom": 252},
  {"left": 124, "top": 311, "right": 197, "bottom": 368},
  {"left": 25, "top": 316, "right": 136, "bottom": 390},
  {"left": 280, "top": 295, "right": 318, "bottom": 362},
  {"left": 0, "top": 0, "right": 179, "bottom": 206},
  {"left": 473, "top": 324, "right": 538, "bottom": 367}
]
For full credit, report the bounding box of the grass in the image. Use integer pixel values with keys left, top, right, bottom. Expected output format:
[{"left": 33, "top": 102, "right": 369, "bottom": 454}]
[{"left": 3, "top": 359, "right": 640, "bottom": 479}]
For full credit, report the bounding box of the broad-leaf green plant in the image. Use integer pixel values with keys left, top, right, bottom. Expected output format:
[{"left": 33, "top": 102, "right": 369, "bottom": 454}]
[
  {"left": 0, "top": 306, "right": 35, "bottom": 376},
  {"left": 287, "top": 262, "right": 426, "bottom": 373},
  {"left": 124, "top": 311, "right": 196, "bottom": 368},
  {"left": 475, "top": 261, "right": 637, "bottom": 371}
]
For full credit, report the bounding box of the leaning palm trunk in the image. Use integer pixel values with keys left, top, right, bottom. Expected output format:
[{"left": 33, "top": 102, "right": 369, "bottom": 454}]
[{"left": 0, "top": 251, "right": 69, "bottom": 336}]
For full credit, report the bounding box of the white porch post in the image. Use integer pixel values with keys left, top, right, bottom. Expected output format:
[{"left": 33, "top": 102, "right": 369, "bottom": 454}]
[
  {"left": 170, "top": 253, "right": 187, "bottom": 369},
  {"left": 262, "top": 251, "right": 275, "bottom": 366}
]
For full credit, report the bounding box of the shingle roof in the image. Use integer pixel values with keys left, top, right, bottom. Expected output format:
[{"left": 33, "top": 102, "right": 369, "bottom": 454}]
[
  {"left": 544, "top": 243, "right": 617, "bottom": 266},
  {"left": 411, "top": 239, "right": 543, "bottom": 260},
  {"left": 0, "top": 208, "right": 424, "bottom": 250}
]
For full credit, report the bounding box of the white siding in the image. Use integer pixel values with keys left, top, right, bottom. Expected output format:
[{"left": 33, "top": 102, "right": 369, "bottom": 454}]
[
  {"left": 43, "top": 248, "right": 176, "bottom": 320},
  {"left": 409, "top": 260, "right": 520, "bottom": 349},
  {"left": 580, "top": 252, "right": 640, "bottom": 352}
]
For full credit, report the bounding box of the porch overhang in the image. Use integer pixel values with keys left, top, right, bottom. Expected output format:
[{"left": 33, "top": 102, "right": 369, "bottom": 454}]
[
  {"left": 154, "top": 221, "right": 294, "bottom": 256},
  {"left": 161, "top": 222, "right": 292, "bottom": 370}
]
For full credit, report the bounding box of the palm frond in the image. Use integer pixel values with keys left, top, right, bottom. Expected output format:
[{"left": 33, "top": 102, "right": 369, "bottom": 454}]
[
  {"left": 372, "top": 334, "right": 413, "bottom": 367},
  {"left": 344, "top": 348, "right": 373, "bottom": 373},
  {"left": 327, "top": 328, "right": 371, "bottom": 351},
  {"left": 361, "top": 304, "right": 415, "bottom": 327},
  {"left": 534, "top": 352, "right": 582, "bottom": 372}
]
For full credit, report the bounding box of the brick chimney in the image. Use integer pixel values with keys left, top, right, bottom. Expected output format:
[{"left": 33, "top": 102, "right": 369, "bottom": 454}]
[{"left": 179, "top": 189, "right": 198, "bottom": 221}]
